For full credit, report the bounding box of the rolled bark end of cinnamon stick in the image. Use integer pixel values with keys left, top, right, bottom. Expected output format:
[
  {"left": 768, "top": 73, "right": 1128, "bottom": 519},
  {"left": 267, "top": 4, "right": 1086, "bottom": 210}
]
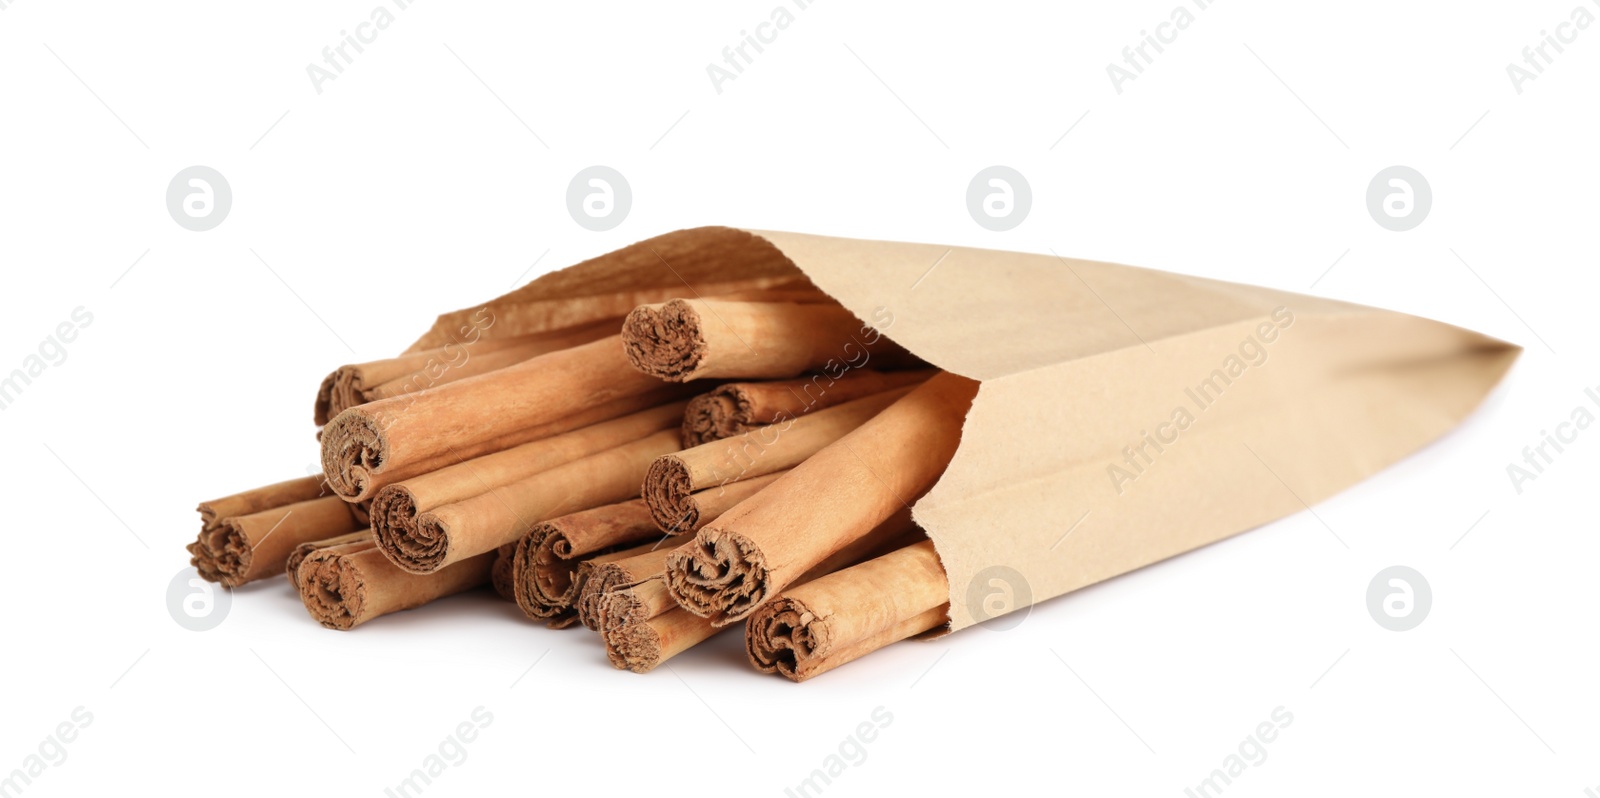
[
  {"left": 603, "top": 608, "right": 724, "bottom": 674},
  {"left": 299, "top": 544, "right": 495, "bottom": 630},
  {"left": 642, "top": 455, "right": 694, "bottom": 532},
  {"left": 188, "top": 495, "right": 365, "bottom": 587},
  {"left": 621, "top": 299, "right": 706, "bottom": 382},
  {"left": 746, "top": 540, "right": 950, "bottom": 682},
  {"left": 319, "top": 410, "right": 389, "bottom": 501},
  {"left": 510, "top": 500, "right": 660, "bottom": 626},
  {"left": 299, "top": 545, "right": 371, "bottom": 630},
  {"left": 490, "top": 543, "right": 517, "bottom": 602},
  {"left": 594, "top": 577, "right": 678, "bottom": 632},
  {"left": 643, "top": 466, "right": 786, "bottom": 536},
  {"left": 682, "top": 391, "right": 741, "bottom": 447},
  {"left": 285, "top": 531, "right": 372, "bottom": 590},
  {"left": 576, "top": 544, "right": 678, "bottom": 630},
  {"left": 378, "top": 509, "right": 451, "bottom": 574},
  {"left": 663, "top": 527, "right": 769, "bottom": 627}
]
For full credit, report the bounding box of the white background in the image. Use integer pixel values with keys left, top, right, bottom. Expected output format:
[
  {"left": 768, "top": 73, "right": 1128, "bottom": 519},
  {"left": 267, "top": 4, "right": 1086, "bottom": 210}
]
[{"left": 2, "top": 1, "right": 1596, "bottom": 796}]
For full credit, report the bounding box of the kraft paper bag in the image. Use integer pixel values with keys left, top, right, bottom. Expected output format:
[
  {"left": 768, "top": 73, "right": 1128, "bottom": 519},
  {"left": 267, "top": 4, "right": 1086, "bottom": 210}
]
[{"left": 408, "top": 227, "right": 1519, "bottom": 631}]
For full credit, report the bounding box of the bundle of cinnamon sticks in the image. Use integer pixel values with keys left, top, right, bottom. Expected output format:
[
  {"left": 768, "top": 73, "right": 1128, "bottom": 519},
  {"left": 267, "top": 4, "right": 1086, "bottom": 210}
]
[
  {"left": 187, "top": 225, "right": 1518, "bottom": 685},
  {"left": 188, "top": 279, "right": 964, "bottom": 681}
]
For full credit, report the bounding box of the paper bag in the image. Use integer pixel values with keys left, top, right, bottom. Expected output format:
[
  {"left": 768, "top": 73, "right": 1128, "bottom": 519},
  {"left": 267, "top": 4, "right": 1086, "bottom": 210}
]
[{"left": 408, "top": 227, "right": 1519, "bottom": 631}]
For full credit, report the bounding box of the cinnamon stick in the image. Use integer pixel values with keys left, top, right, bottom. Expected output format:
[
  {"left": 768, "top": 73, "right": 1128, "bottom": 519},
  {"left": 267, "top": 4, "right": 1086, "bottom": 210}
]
[
  {"left": 603, "top": 609, "right": 718, "bottom": 674},
  {"left": 512, "top": 539, "right": 663, "bottom": 629},
  {"left": 320, "top": 335, "right": 697, "bottom": 502},
  {"left": 682, "top": 368, "right": 933, "bottom": 446},
  {"left": 369, "top": 403, "right": 683, "bottom": 561},
  {"left": 746, "top": 540, "right": 949, "bottom": 682},
  {"left": 197, "top": 475, "right": 327, "bottom": 531},
  {"left": 649, "top": 471, "right": 784, "bottom": 536},
  {"left": 575, "top": 544, "right": 680, "bottom": 630},
  {"left": 510, "top": 499, "right": 661, "bottom": 627},
  {"left": 380, "top": 430, "right": 680, "bottom": 574},
  {"left": 621, "top": 299, "right": 913, "bottom": 382},
  {"left": 595, "top": 577, "right": 682, "bottom": 633},
  {"left": 313, "top": 320, "right": 618, "bottom": 426},
  {"left": 297, "top": 537, "right": 496, "bottom": 630},
  {"left": 188, "top": 492, "right": 366, "bottom": 587},
  {"left": 665, "top": 372, "right": 976, "bottom": 625},
  {"left": 285, "top": 530, "right": 371, "bottom": 590},
  {"left": 490, "top": 543, "right": 517, "bottom": 602},
  {"left": 598, "top": 510, "right": 921, "bottom": 673},
  {"left": 643, "top": 389, "right": 910, "bottom": 535}
]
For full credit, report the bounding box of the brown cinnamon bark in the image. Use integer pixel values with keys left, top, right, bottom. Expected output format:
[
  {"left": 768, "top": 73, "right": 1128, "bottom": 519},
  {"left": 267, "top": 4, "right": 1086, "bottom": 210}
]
[
  {"left": 649, "top": 471, "right": 782, "bottom": 537},
  {"left": 511, "top": 499, "right": 661, "bottom": 627},
  {"left": 297, "top": 538, "right": 496, "bottom": 630},
  {"left": 682, "top": 369, "right": 933, "bottom": 446},
  {"left": 575, "top": 544, "right": 681, "bottom": 630},
  {"left": 621, "top": 299, "right": 913, "bottom": 382},
  {"left": 746, "top": 541, "right": 949, "bottom": 682},
  {"left": 197, "top": 475, "right": 327, "bottom": 531},
  {"left": 490, "top": 543, "right": 517, "bottom": 602},
  {"left": 381, "top": 430, "right": 680, "bottom": 574},
  {"left": 313, "top": 320, "right": 619, "bottom": 426},
  {"left": 598, "top": 511, "right": 920, "bottom": 672},
  {"left": 369, "top": 403, "right": 683, "bottom": 560},
  {"left": 595, "top": 577, "right": 681, "bottom": 632},
  {"left": 320, "top": 335, "right": 697, "bottom": 502},
  {"left": 643, "top": 389, "right": 909, "bottom": 535},
  {"left": 665, "top": 372, "right": 977, "bottom": 625},
  {"left": 285, "top": 530, "right": 371, "bottom": 590},
  {"left": 603, "top": 609, "right": 720, "bottom": 674},
  {"left": 544, "top": 541, "right": 664, "bottom": 629},
  {"left": 188, "top": 492, "right": 366, "bottom": 587}
]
